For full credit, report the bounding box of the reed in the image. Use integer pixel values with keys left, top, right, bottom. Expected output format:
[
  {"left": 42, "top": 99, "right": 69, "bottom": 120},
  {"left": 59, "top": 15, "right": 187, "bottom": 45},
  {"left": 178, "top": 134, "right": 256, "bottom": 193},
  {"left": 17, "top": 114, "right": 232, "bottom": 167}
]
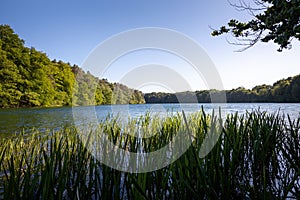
[{"left": 0, "top": 109, "right": 299, "bottom": 199}]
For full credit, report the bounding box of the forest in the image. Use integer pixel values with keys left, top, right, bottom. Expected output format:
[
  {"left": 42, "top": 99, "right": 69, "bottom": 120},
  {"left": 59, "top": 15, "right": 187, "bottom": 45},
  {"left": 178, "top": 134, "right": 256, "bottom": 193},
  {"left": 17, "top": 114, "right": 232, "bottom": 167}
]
[
  {"left": 145, "top": 74, "right": 300, "bottom": 103},
  {"left": 0, "top": 25, "right": 145, "bottom": 108},
  {"left": 1, "top": 24, "right": 299, "bottom": 108}
]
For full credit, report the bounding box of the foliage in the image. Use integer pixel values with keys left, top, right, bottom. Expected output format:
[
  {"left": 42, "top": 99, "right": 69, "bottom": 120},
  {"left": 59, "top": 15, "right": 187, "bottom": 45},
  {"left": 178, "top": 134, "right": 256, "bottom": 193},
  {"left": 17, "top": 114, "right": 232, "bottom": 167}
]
[
  {"left": 0, "top": 110, "right": 299, "bottom": 199},
  {"left": 145, "top": 74, "right": 300, "bottom": 103},
  {"left": 0, "top": 25, "right": 145, "bottom": 108},
  {"left": 211, "top": 0, "right": 300, "bottom": 51}
]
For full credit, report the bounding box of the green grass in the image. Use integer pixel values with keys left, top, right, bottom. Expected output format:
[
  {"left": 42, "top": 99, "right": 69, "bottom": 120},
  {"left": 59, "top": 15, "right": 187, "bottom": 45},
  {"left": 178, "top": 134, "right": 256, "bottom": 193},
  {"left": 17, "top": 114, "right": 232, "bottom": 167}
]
[{"left": 0, "top": 109, "right": 299, "bottom": 199}]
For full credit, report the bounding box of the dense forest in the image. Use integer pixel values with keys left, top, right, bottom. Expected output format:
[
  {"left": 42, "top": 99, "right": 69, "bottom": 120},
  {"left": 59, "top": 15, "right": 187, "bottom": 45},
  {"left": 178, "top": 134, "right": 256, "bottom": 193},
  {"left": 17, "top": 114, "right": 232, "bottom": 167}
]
[
  {"left": 145, "top": 74, "right": 300, "bottom": 103},
  {"left": 0, "top": 25, "right": 145, "bottom": 108}
]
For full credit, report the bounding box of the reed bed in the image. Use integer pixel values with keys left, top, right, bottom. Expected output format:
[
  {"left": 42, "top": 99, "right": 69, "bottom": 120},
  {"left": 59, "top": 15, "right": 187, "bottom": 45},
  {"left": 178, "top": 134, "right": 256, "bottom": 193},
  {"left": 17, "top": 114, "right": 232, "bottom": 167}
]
[{"left": 0, "top": 109, "right": 299, "bottom": 199}]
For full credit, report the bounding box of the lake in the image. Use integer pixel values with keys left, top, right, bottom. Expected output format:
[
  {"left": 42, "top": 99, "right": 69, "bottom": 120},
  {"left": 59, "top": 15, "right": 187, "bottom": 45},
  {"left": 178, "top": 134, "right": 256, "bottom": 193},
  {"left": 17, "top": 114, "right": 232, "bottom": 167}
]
[{"left": 0, "top": 103, "right": 300, "bottom": 134}]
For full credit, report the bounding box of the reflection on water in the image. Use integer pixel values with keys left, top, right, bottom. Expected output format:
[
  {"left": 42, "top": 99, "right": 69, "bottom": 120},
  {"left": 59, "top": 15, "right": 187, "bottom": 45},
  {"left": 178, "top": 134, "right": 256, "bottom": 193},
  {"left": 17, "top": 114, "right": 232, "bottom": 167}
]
[
  {"left": 0, "top": 107, "right": 73, "bottom": 134},
  {"left": 0, "top": 103, "right": 299, "bottom": 134}
]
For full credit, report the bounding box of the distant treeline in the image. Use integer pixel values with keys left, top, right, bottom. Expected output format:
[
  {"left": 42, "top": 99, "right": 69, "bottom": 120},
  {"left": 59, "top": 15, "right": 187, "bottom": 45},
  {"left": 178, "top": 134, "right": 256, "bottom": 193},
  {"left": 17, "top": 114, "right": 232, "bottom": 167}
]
[
  {"left": 0, "top": 25, "right": 145, "bottom": 108},
  {"left": 145, "top": 74, "right": 300, "bottom": 103}
]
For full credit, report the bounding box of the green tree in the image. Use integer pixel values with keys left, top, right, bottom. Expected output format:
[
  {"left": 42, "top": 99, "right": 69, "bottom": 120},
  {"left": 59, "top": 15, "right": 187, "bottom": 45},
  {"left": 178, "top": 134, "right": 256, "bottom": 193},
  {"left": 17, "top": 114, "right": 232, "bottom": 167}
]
[
  {"left": 271, "top": 78, "right": 291, "bottom": 102},
  {"left": 252, "top": 84, "right": 272, "bottom": 102},
  {"left": 290, "top": 76, "right": 300, "bottom": 101},
  {"left": 51, "top": 61, "right": 75, "bottom": 105},
  {"left": 0, "top": 25, "right": 24, "bottom": 107},
  {"left": 0, "top": 24, "right": 145, "bottom": 108},
  {"left": 0, "top": 51, "right": 22, "bottom": 107},
  {"left": 212, "top": 0, "right": 300, "bottom": 51},
  {"left": 26, "top": 47, "right": 56, "bottom": 106}
]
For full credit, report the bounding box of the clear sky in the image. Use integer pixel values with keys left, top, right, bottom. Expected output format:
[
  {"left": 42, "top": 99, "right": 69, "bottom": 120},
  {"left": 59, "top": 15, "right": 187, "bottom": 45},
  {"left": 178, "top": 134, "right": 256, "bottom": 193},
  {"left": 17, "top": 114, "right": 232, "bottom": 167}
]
[{"left": 1, "top": 0, "right": 299, "bottom": 92}]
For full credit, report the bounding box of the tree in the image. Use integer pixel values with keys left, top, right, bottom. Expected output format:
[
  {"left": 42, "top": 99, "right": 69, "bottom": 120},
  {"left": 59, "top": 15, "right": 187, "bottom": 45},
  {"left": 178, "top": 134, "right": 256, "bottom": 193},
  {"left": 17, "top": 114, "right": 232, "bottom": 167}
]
[
  {"left": 144, "top": 74, "right": 300, "bottom": 103},
  {"left": 290, "top": 76, "right": 300, "bottom": 101},
  {"left": 0, "top": 24, "right": 145, "bottom": 108},
  {"left": 211, "top": 0, "right": 300, "bottom": 51}
]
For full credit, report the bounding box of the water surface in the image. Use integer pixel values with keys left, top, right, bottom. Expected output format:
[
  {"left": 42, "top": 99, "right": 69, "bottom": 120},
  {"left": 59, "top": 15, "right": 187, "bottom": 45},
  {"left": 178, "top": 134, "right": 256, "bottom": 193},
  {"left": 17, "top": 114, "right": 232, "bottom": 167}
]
[{"left": 0, "top": 103, "right": 299, "bottom": 134}]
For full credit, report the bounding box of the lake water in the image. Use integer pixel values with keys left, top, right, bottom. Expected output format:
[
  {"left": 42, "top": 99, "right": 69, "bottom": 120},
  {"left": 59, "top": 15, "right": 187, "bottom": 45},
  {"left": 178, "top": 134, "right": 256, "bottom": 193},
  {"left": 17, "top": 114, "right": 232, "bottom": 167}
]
[{"left": 0, "top": 103, "right": 300, "bottom": 134}]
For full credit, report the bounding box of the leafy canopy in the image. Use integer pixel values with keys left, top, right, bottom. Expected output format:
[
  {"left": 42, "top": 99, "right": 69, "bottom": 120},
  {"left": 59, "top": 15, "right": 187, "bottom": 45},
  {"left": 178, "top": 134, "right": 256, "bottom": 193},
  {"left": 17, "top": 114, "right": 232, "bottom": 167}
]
[
  {"left": 212, "top": 0, "right": 300, "bottom": 51},
  {"left": 0, "top": 24, "right": 145, "bottom": 108}
]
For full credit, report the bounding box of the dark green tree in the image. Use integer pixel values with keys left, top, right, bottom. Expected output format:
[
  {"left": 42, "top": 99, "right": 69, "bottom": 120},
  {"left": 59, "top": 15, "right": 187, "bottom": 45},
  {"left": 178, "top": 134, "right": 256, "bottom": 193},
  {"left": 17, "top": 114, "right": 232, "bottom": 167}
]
[
  {"left": 290, "top": 76, "right": 300, "bottom": 101},
  {"left": 144, "top": 74, "right": 300, "bottom": 103},
  {"left": 212, "top": 0, "right": 300, "bottom": 51}
]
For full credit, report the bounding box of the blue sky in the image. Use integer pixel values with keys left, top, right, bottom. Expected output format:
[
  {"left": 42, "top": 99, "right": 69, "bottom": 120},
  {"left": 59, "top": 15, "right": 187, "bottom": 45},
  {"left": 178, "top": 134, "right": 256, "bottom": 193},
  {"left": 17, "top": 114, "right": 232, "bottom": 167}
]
[{"left": 1, "top": 0, "right": 299, "bottom": 92}]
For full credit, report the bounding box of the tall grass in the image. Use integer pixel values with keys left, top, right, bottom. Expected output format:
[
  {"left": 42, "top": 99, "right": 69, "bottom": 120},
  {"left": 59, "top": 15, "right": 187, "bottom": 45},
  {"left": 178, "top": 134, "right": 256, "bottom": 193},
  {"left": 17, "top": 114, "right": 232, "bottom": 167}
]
[{"left": 0, "top": 109, "right": 299, "bottom": 199}]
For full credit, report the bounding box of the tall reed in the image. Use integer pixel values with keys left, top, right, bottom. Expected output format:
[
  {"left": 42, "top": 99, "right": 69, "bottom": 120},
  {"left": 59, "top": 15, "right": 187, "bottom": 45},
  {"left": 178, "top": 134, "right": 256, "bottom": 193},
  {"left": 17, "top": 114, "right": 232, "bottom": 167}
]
[{"left": 0, "top": 109, "right": 299, "bottom": 199}]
